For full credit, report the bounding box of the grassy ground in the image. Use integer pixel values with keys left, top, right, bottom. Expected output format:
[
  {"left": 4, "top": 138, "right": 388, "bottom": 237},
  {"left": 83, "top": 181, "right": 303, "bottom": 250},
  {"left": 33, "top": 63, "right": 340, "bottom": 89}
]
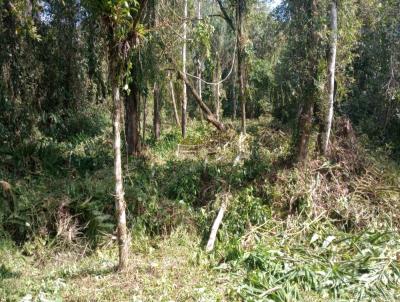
[
  {"left": 1, "top": 117, "right": 400, "bottom": 301},
  {"left": 0, "top": 228, "right": 231, "bottom": 301}
]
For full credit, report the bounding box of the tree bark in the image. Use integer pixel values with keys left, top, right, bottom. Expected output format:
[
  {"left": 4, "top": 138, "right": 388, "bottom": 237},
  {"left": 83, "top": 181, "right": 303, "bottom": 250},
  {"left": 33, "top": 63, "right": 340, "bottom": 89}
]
[
  {"left": 142, "top": 94, "right": 147, "bottom": 142},
  {"left": 236, "top": 0, "right": 246, "bottom": 134},
  {"left": 153, "top": 82, "right": 161, "bottom": 140},
  {"left": 214, "top": 57, "right": 221, "bottom": 121},
  {"left": 294, "top": 0, "right": 319, "bottom": 163},
  {"left": 196, "top": 0, "right": 204, "bottom": 122},
  {"left": 112, "top": 83, "right": 129, "bottom": 271},
  {"left": 181, "top": 0, "right": 188, "bottom": 138},
  {"left": 125, "top": 76, "right": 141, "bottom": 155},
  {"left": 232, "top": 61, "right": 237, "bottom": 120},
  {"left": 169, "top": 77, "right": 180, "bottom": 126},
  {"left": 295, "top": 96, "right": 314, "bottom": 163},
  {"left": 321, "top": 0, "right": 337, "bottom": 155}
]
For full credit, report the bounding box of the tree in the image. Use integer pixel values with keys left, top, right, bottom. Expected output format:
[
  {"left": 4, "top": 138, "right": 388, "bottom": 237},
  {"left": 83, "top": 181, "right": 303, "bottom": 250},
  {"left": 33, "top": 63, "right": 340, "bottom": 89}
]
[
  {"left": 216, "top": 0, "right": 249, "bottom": 133},
  {"left": 168, "top": 71, "right": 180, "bottom": 126},
  {"left": 153, "top": 81, "right": 161, "bottom": 140},
  {"left": 236, "top": 0, "right": 247, "bottom": 134},
  {"left": 125, "top": 61, "right": 142, "bottom": 155},
  {"left": 290, "top": 0, "right": 323, "bottom": 163},
  {"left": 196, "top": 0, "right": 203, "bottom": 120},
  {"left": 321, "top": 0, "right": 337, "bottom": 155},
  {"left": 83, "top": 0, "right": 148, "bottom": 271},
  {"left": 181, "top": 0, "right": 188, "bottom": 138}
]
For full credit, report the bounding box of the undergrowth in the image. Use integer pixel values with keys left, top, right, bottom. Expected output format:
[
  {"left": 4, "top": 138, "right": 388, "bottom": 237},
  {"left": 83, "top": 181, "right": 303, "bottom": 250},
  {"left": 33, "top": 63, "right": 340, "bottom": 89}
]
[{"left": 1, "top": 116, "right": 399, "bottom": 301}]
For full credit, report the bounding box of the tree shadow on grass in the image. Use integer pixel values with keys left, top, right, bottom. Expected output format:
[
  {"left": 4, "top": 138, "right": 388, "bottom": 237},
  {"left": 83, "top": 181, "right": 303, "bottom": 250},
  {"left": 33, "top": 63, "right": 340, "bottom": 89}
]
[
  {"left": 0, "top": 264, "right": 21, "bottom": 280},
  {"left": 59, "top": 265, "right": 116, "bottom": 280}
]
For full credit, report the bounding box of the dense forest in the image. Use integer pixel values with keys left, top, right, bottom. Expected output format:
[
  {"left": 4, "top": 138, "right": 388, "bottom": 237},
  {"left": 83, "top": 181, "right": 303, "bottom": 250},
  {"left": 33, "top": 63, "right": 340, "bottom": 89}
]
[{"left": 1, "top": 0, "right": 400, "bottom": 301}]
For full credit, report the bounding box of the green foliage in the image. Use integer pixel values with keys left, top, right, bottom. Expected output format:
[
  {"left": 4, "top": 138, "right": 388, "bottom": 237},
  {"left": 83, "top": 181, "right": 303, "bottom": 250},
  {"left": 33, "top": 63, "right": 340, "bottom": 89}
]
[
  {"left": 344, "top": 0, "right": 400, "bottom": 158},
  {"left": 192, "top": 19, "right": 215, "bottom": 59},
  {"left": 227, "top": 229, "right": 400, "bottom": 301},
  {"left": 222, "top": 187, "right": 271, "bottom": 238}
]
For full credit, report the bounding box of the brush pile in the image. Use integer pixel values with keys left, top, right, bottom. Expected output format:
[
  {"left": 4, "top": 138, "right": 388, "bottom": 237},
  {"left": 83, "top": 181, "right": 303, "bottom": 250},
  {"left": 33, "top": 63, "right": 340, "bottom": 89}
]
[{"left": 267, "top": 117, "right": 400, "bottom": 231}]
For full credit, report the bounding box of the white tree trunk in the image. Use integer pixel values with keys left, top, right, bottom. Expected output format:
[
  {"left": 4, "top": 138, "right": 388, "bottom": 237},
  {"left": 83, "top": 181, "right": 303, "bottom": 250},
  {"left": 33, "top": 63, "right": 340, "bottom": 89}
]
[
  {"left": 206, "top": 202, "right": 227, "bottom": 252},
  {"left": 232, "top": 61, "right": 237, "bottom": 120},
  {"left": 216, "top": 82, "right": 221, "bottom": 121},
  {"left": 215, "top": 59, "right": 221, "bottom": 121},
  {"left": 322, "top": 0, "right": 338, "bottom": 155},
  {"left": 112, "top": 84, "right": 129, "bottom": 271},
  {"left": 168, "top": 72, "right": 180, "bottom": 126},
  {"left": 197, "top": 0, "right": 202, "bottom": 102},
  {"left": 182, "top": 0, "right": 188, "bottom": 138}
]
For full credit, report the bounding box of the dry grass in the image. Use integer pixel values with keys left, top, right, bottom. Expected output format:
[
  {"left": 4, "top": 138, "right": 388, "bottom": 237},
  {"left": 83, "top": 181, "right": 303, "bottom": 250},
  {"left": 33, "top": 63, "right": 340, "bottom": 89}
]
[
  {"left": 0, "top": 227, "right": 232, "bottom": 302},
  {"left": 268, "top": 117, "right": 400, "bottom": 230}
]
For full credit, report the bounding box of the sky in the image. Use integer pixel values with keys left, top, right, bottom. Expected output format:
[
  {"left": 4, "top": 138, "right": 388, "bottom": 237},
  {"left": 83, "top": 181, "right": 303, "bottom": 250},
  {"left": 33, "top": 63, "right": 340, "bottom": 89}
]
[{"left": 270, "top": 0, "right": 283, "bottom": 9}]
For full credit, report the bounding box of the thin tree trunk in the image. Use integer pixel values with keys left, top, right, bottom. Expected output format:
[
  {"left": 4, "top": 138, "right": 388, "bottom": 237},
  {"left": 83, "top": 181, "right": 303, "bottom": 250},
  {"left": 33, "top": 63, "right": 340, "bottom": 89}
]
[
  {"left": 216, "top": 82, "right": 221, "bottom": 121},
  {"left": 142, "top": 94, "right": 146, "bottom": 142},
  {"left": 197, "top": 61, "right": 204, "bottom": 122},
  {"left": 168, "top": 72, "right": 180, "bottom": 126},
  {"left": 236, "top": 0, "right": 246, "bottom": 134},
  {"left": 321, "top": 0, "right": 337, "bottom": 155},
  {"left": 153, "top": 82, "right": 161, "bottom": 140},
  {"left": 197, "top": 0, "right": 204, "bottom": 122},
  {"left": 105, "top": 0, "right": 148, "bottom": 273},
  {"left": 232, "top": 61, "right": 237, "bottom": 120},
  {"left": 296, "top": 98, "right": 314, "bottom": 162},
  {"left": 125, "top": 77, "right": 141, "bottom": 155},
  {"left": 112, "top": 83, "right": 129, "bottom": 271},
  {"left": 182, "top": 0, "right": 188, "bottom": 138},
  {"left": 215, "top": 58, "right": 221, "bottom": 121}
]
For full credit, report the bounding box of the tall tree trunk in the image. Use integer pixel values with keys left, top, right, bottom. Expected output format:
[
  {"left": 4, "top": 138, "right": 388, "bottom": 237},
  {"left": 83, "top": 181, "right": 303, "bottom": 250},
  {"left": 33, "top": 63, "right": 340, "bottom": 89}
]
[
  {"left": 294, "top": 0, "right": 319, "bottom": 163},
  {"left": 168, "top": 73, "right": 180, "bottom": 126},
  {"left": 196, "top": 0, "right": 204, "bottom": 122},
  {"left": 142, "top": 94, "right": 147, "bottom": 142},
  {"left": 216, "top": 81, "right": 221, "bottom": 121},
  {"left": 214, "top": 58, "right": 221, "bottom": 121},
  {"left": 181, "top": 0, "right": 188, "bottom": 138},
  {"left": 295, "top": 95, "right": 314, "bottom": 162},
  {"left": 232, "top": 61, "right": 237, "bottom": 120},
  {"left": 153, "top": 82, "right": 161, "bottom": 140},
  {"left": 321, "top": 0, "right": 338, "bottom": 155},
  {"left": 125, "top": 75, "right": 141, "bottom": 155},
  {"left": 197, "top": 60, "right": 204, "bottom": 122},
  {"left": 112, "top": 82, "right": 129, "bottom": 271},
  {"left": 236, "top": 0, "right": 246, "bottom": 134}
]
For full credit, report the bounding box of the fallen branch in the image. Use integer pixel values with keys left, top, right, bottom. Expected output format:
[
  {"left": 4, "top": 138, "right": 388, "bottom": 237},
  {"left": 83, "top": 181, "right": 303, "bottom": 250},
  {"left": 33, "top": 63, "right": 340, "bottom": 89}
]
[
  {"left": 206, "top": 193, "right": 231, "bottom": 252},
  {"left": 159, "top": 44, "right": 226, "bottom": 132},
  {"left": 177, "top": 70, "right": 226, "bottom": 132}
]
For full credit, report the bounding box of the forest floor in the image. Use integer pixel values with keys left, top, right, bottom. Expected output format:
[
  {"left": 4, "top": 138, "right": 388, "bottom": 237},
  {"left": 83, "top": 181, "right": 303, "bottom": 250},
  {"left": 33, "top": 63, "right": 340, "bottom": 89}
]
[
  {"left": 0, "top": 228, "right": 228, "bottom": 301},
  {"left": 1, "top": 117, "right": 400, "bottom": 301}
]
